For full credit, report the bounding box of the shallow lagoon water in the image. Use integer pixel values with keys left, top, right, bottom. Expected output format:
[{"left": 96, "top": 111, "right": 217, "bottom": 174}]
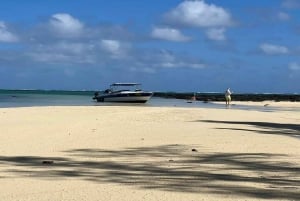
[{"left": 0, "top": 92, "right": 296, "bottom": 112}]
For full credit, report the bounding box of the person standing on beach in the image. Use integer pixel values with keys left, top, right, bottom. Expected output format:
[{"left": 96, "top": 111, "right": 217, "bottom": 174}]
[{"left": 225, "top": 88, "right": 232, "bottom": 106}]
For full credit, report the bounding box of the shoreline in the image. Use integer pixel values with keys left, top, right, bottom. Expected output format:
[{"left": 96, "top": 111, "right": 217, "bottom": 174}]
[
  {"left": 1, "top": 100, "right": 300, "bottom": 113},
  {"left": 212, "top": 100, "right": 300, "bottom": 107}
]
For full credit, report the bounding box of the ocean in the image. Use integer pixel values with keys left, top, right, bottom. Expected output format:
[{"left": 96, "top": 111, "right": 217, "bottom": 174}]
[
  {"left": 0, "top": 90, "right": 297, "bottom": 112},
  {"left": 0, "top": 89, "right": 218, "bottom": 108}
]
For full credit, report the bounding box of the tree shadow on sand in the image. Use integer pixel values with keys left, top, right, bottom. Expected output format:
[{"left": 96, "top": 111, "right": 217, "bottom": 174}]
[
  {"left": 0, "top": 144, "right": 300, "bottom": 199},
  {"left": 199, "top": 120, "right": 300, "bottom": 139}
]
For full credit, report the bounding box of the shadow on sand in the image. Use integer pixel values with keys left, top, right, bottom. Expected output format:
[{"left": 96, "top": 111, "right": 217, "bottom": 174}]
[
  {"left": 199, "top": 120, "right": 300, "bottom": 139},
  {"left": 0, "top": 144, "right": 299, "bottom": 199}
]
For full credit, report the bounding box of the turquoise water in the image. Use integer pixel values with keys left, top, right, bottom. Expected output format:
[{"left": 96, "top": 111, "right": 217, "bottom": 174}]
[
  {"left": 0, "top": 90, "right": 296, "bottom": 112},
  {"left": 0, "top": 90, "right": 93, "bottom": 108},
  {"left": 0, "top": 90, "right": 209, "bottom": 108}
]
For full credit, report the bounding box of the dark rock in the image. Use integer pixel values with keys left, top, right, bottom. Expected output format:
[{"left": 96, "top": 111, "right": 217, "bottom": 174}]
[
  {"left": 153, "top": 92, "right": 300, "bottom": 102},
  {"left": 42, "top": 160, "right": 54, "bottom": 165}
]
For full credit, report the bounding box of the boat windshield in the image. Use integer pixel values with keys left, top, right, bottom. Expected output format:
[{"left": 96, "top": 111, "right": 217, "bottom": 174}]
[{"left": 110, "top": 83, "right": 141, "bottom": 91}]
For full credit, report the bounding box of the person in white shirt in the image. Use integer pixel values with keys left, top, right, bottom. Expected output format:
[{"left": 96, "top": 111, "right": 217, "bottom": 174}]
[{"left": 225, "top": 88, "right": 232, "bottom": 106}]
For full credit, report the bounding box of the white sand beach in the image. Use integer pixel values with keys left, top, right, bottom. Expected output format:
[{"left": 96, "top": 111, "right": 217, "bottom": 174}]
[{"left": 0, "top": 103, "right": 299, "bottom": 201}]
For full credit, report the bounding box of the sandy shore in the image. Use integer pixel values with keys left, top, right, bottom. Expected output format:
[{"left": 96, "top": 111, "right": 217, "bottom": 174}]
[
  {"left": 213, "top": 100, "right": 300, "bottom": 108},
  {"left": 0, "top": 103, "right": 299, "bottom": 201}
]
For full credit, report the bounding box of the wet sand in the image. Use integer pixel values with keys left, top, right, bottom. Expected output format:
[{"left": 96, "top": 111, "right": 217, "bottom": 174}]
[{"left": 0, "top": 102, "right": 299, "bottom": 201}]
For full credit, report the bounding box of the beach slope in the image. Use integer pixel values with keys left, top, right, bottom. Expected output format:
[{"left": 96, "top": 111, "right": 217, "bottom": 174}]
[{"left": 0, "top": 104, "right": 299, "bottom": 201}]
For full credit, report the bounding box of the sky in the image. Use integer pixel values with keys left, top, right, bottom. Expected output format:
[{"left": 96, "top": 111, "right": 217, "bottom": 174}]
[{"left": 0, "top": 0, "right": 299, "bottom": 93}]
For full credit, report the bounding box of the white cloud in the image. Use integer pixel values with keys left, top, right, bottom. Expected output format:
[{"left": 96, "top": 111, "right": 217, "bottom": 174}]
[
  {"left": 282, "top": 0, "right": 300, "bottom": 9},
  {"left": 131, "top": 49, "right": 205, "bottom": 71},
  {"left": 151, "top": 27, "right": 190, "bottom": 42},
  {"left": 31, "top": 42, "right": 95, "bottom": 55},
  {"left": 260, "top": 43, "right": 289, "bottom": 55},
  {"left": 152, "top": 49, "right": 205, "bottom": 69},
  {"left": 49, "top": 13, "right": 84, "bottom": 36},
  {"left": 53, "top": 42, "right": 95, "bottom": 54},
  {"left": 27, "top": 42, "right": 96, "bottom": 64},
  {"left": 289, "top": 62, "right": 300, "bottom": 70},
  {"left": 100, "top": 39, "right": 129, "bottom": 59},
  {"left": 205, "top": 28, "right": 226, "bottom": 41},
  {"left": 278, "top": 12, "right": 290, "bottom": 21},
  {"left": 28, "top": 52, "right": 71, "bottom": 63},
  {"left": 164, "top": 0, "right": 233, "bottom": 28},
  {"left": 0, "top": 21, "right": 18, "bottom": 42},
  {"left": 28, "top": 51, "right": 96, "bottom": 64},
  {"left": 161, "top": 61, "right": 204, "bottom": 69},
  {"left": 101, "top": 40, "right": 121, "bottom": 54},
  {"left": 130, "top": 65, "right": 156, "bottom": 74}
]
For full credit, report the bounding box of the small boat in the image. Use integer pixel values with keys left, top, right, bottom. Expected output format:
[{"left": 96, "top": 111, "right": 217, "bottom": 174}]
[{"left": 93, "top": 83, "right": 153, "bottom": 103}]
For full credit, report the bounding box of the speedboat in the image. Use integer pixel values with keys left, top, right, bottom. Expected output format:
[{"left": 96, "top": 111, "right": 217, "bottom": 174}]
[{"left": 93, "top": 83, "right": 153, "bottom": 103}]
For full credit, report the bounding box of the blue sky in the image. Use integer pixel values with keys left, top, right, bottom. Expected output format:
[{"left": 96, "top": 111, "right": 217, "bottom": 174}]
[{"left": 0, "top": 0, "right": 299, "bottom": 93}]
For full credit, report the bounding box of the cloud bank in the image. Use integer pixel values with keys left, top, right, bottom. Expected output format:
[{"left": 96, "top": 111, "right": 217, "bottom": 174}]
[
  {"left": 0, "top": 21, "right": 18, "bottom": 42},
  {"left": 260, "top": 43, "right": 289, "bottom": 55},
  {"left": 151, "top": 27, "right": 190, "bottom": 42}
]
